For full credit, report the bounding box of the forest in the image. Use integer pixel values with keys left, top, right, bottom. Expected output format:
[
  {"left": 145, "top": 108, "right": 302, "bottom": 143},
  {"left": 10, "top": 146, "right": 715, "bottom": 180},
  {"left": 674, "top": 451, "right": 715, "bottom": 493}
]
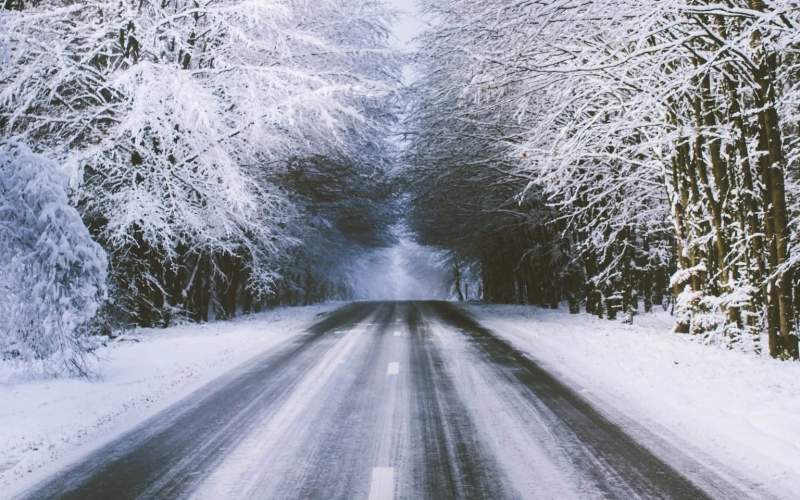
[
  {"left": 2, "top": 0, "right": 800, "bottom": 375},
  {"left": 1, "top": 0, "right": 401, "bottom": 373},
  {"left": 405, "top": 0, "right": 800, "bottom": 360}
]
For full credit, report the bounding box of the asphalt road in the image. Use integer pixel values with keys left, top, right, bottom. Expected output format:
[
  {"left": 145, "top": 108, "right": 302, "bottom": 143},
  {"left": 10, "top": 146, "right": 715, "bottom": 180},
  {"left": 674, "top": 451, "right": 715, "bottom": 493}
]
[{"left": 20, "top": 301, "right": 753, "bottom": 500}]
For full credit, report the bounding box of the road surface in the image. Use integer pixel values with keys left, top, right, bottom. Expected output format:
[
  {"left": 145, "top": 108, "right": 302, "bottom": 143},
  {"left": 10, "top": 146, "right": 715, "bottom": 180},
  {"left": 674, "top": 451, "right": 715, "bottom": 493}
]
[{"left": 20, "top": 301, "right": 752, "bottom": 499}]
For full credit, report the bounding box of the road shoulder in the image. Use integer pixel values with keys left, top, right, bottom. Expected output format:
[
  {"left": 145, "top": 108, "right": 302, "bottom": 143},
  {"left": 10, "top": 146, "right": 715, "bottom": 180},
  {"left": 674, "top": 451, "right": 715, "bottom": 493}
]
[
  {"left": 465, "top": 303, "right": 798, "bottom": 499},
  {"left": 0, "top": 303, "right": 340, "bottom": 495}
]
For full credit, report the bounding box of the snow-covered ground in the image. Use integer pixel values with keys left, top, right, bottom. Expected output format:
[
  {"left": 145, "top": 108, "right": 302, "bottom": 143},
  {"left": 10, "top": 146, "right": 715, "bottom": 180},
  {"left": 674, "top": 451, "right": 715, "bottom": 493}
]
[
  {"left": 0, "top": 304, "right": 338, "bottom": 492},
  {"left": 468, "top": 304, "right": 800, "bottom": 499},
  {"left": 4, "top": 301, "right": 799, "bottom": 498}
]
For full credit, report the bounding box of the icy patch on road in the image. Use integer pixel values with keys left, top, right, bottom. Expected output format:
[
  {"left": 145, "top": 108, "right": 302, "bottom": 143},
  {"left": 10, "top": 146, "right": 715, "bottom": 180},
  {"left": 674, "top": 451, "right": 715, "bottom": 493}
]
[
  {"left": 192, "top": 318, "right": 370, "bottom": 499},
  {"left": 427, "top": 320, "right": 605, "bottom": 499},
  {"left": 469, "top": 304, "right": 800, "bottom": 498},
  {"left": 0, "top": 304, "right": 338, "bottom": 493}
]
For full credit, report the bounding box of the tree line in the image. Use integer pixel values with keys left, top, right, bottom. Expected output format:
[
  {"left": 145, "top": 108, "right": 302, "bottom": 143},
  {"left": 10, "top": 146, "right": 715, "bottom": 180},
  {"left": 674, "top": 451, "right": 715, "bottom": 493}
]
[
  {"left": 1, "top": 0, "right": 400, "bottom": 373},
  {"left": 405, "top": 0, "right": 800, "bottom": 359}
]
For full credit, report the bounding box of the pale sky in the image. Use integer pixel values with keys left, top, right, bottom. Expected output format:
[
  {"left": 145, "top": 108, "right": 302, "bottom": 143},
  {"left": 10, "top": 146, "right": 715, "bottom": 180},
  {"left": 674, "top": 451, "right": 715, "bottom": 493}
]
[{"left": 386, "top": 0, "right": 424, "bottom": 49}]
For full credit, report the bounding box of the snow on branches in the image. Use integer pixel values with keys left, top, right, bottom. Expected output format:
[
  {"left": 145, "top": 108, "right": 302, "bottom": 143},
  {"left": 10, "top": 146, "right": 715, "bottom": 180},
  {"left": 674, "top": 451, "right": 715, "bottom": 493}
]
[
  {"left": 408, "top": 0, "right": 800, "bottom": 357},
  {"left": 0, "top": 142, "right": 107, "bottom": 375},
  {"left": 1, "top": 0, "right": 400, "bottom": 332}
]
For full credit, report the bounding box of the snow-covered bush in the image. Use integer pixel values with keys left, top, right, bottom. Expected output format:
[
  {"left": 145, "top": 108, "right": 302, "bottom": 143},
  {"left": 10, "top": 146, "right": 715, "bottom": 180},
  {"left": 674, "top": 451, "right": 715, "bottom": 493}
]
[{"left": 0, "top": 142, "right": 107, "bottom": 375}]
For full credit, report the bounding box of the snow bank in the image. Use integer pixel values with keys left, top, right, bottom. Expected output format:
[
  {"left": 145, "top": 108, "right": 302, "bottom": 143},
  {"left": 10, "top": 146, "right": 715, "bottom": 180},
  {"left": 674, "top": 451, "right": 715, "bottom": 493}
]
[
  {"left": 0, "top": 142, "right": 108, "bottom": 376},
  {"left": 0, "top": 304, "right": 338, "bottom": 491},
  {"left": 468, "top": 304, "right": 800, "bottom": 498}
]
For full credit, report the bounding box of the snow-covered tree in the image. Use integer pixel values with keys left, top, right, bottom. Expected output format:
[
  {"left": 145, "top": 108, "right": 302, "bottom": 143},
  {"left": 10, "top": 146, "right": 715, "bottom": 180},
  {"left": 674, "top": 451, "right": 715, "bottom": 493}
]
[
  {"left": 1, "top": 0, "right": 401, "bottom": 326},
  {"left": 407, "top": 0, "right": 800, "bottom": 358},
  {"left": 0, "top": 142, "right": 107, "bottom": 375}
]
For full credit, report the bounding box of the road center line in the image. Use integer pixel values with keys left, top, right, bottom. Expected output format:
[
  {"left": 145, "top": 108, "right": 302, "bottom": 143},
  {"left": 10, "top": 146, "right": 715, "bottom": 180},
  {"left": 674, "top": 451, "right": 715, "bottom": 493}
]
[
  {"left": 367, "top": 467, "right": 395, "bottom": 500},
  {"left": 387, "top": 361, "right": 400, "bottom": 375}
]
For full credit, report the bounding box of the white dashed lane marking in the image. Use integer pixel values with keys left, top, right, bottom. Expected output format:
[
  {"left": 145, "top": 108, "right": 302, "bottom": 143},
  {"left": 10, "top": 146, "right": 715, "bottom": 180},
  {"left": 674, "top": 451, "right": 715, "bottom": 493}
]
[
  {"left": 387, "top": 362, "right": 399, "bottom": 376},
  {"left": 367, "top": 467, "right": 395, "bottom": 500}
]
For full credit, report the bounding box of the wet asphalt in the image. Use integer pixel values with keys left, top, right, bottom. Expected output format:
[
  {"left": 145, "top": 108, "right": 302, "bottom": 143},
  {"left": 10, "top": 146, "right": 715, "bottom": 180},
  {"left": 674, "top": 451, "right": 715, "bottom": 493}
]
[{"left": 18, "top": 301, "right": 754, "bottom": 500}]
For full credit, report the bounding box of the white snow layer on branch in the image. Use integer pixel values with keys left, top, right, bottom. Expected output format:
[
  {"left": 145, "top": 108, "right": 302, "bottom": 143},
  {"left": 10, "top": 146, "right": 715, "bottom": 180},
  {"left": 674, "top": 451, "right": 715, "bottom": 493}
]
[{"left": 0, "top": 142, "right": 108, "bottom": 376}]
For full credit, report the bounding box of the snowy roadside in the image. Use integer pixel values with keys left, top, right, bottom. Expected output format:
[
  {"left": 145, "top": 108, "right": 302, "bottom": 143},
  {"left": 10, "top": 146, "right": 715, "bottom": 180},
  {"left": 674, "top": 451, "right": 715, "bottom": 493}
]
[
  {"left": 0, "top": 303, "right": 339, "bottom": 492},
  {"left": 467, "top": 304, "right": 800, "bottom": 498}
]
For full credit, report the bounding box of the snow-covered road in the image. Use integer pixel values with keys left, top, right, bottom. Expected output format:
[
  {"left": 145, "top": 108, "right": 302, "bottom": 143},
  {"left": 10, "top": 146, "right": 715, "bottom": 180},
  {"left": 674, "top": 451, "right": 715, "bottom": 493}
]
[{"left": 15, "top": 302, "right": 765, "bottom": 499}]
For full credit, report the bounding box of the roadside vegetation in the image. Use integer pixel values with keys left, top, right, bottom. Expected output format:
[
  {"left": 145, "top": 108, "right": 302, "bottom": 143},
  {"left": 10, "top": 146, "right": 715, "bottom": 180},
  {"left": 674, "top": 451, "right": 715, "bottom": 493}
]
[
  {"left": 0, "top": 0, "right": 401, "bottom": 373},
  {"left": 405, "top": 0, "right": 800, "bottom": 358}
]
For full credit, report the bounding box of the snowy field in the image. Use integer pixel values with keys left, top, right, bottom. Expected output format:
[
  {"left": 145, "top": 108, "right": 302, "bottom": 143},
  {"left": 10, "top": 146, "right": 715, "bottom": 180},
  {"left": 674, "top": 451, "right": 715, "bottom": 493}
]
[
  {"left": 469, "top": 304, "right": 800, "bottom": 498},
  {"left": 0, "top": 304, "right": 338, "bottom": 492}
]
